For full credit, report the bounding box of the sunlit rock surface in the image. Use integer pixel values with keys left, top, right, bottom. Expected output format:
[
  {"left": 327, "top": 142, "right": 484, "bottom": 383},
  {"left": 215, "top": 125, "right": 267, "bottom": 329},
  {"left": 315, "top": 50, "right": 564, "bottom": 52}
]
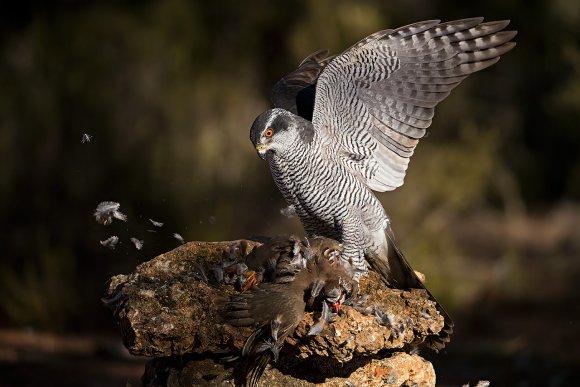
[{"left": 104, "top": 239, "right": 443, "bottom": 386}]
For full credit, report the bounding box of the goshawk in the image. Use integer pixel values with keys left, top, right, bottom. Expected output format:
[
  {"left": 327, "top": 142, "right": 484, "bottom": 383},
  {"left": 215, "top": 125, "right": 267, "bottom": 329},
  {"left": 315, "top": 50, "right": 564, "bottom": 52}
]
[{"left": 250, "top": 17, "right": 516, "bottom": 350}]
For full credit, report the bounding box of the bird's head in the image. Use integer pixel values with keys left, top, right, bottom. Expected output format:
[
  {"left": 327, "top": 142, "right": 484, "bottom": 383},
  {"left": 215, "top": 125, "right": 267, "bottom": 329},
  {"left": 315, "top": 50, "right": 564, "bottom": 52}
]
[{"left": 250, "top": 108, "right": 314, "bottom": 160}]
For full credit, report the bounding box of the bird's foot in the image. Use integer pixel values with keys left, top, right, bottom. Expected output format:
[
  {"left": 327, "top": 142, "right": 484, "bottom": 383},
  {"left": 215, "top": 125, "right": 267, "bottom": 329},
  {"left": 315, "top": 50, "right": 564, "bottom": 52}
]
[
  {"left": 307, "top": 301, "right": 336, "bottom": 336},
  {"left": 240, "top": 270, "right": 259, "bottom": 292},
  {"left": 308, "top": 300, "right": 340, "bottom": 336},
  {"left": 351, "top": 265, "right": 369, "bottom": 282}
]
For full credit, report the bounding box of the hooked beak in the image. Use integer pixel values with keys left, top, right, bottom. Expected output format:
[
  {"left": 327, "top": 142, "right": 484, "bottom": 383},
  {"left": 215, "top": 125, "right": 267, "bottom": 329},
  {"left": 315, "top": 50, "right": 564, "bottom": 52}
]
[{"left": 255, "top": 144, "right": 268, "bottom": 160}]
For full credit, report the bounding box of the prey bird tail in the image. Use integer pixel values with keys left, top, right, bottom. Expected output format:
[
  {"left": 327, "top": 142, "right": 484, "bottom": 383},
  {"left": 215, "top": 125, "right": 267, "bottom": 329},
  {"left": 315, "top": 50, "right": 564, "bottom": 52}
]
[
  {"left": 366, "top": 230, "right": 454, "bottom": 351},
  {"left": 244, "top": 353, "right": 271, "bottom": 387},
  {"left": 241, "top": 323, "right": 276, "bottom": 387}
]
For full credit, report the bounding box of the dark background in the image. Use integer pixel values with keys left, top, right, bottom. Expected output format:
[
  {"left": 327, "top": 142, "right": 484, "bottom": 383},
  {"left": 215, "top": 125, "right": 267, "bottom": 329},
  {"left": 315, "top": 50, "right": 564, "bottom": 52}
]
[{"left": 0, "top": 0, "right": 579, "bottom": 386}]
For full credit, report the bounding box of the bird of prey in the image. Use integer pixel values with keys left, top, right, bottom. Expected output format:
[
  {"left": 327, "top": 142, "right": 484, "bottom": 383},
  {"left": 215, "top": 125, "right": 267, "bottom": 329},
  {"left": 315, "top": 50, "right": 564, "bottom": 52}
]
[{"left": 250, "top": 18, "right": 516, "bottom": 350}]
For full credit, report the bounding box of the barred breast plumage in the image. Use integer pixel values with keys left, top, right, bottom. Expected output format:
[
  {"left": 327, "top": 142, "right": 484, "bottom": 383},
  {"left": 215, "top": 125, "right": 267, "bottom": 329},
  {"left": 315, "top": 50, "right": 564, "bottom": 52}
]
[{"left": 250, "top": 17, "right": 517, "bottom": 351}]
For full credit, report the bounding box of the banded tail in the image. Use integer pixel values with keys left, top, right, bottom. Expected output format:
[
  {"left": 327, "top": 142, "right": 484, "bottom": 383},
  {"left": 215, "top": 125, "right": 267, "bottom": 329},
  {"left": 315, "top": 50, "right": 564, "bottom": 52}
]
[{"left": 367, "top": 230, "right": 454, "bottom": 351}]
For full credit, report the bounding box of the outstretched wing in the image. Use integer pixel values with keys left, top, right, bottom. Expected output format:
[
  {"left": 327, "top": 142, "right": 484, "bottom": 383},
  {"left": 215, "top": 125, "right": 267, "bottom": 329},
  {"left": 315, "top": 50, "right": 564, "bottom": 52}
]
[
  {"left": 271, "top": 49, "right": 334, "bottom": 121},
  {"left": 312, "top": 18, "right": 517, "bottom": 191}
]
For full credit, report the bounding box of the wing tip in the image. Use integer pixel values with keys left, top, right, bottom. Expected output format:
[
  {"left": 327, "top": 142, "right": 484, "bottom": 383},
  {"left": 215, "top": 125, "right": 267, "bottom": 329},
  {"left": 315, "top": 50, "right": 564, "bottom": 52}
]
[
  {"left": 442, "top": 16, "right": 485, "bottom": 26},
  {"left": 501, "top": 41, "right": 518, "bottom": 53},
  {"left": 482, "top": 19, "right": 511, "bottom": 29}
]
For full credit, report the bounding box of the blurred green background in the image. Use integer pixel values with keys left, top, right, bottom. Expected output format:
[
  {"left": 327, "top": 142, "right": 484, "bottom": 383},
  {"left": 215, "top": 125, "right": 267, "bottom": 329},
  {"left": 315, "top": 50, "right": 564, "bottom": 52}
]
[{"left": 1, "top": 0, "right": 579, "bottom": 386}]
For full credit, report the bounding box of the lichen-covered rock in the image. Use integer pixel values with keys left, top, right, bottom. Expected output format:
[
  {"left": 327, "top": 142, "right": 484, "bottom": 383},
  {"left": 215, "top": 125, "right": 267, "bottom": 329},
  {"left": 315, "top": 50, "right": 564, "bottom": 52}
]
[
  {"left": 104, "top": 240, "right": 259, "bottom": 357},
  {"left": 323, "top": 353, "right": 436, "bottom": 387},
  {"left": 104, "top": 239, "right": 444, "bottom": 385},
  {"left": 142, "top": 352, "right": 435, "bottom": 387},
  {"left": 291, "top": 284, "right": 443, "bottom": 363}
]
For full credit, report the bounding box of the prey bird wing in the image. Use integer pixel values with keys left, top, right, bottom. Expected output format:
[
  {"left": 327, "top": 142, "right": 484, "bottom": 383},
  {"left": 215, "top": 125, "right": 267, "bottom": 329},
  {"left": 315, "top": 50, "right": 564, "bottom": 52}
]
[{"left": 311, "top": 17, "right": 517, "bottom": 191}]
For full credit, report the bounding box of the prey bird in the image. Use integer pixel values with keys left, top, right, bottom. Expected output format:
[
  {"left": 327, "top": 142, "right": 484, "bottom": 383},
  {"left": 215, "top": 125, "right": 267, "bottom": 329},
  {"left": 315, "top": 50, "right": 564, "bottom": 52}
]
[
  {"left": 250, "top": 17, "right": 517, "bottom": 351},
  {"left": 224, "top": 237, "right": 354, "bottom": 387}
]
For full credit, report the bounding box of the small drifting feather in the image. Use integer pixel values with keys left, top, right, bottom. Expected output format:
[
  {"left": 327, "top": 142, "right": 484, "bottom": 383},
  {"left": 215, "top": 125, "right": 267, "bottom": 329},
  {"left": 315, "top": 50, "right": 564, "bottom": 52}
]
[
  {"left": 130, "top": 237, "right": 144, "bottom": 250},
  {"left": 173, "top": 233, "right": 185, "bottom": 244},
  {"left": 81, "top": 133, "right": 92, "bottom": 143},
  {"left": 280, "top": 204, "right": 297, "bottom": 218},
  {"left": 149, "top": 218, "right": 164, "bottom": 227},
  {"left": 463, "top": 382, "right": 491, "bottom": 387},
  {"left": 94, "top": 201, "right": 128, "bottom": 225},
  {"left": 100, "top": 236, "right": 119, "bottom": 249}
]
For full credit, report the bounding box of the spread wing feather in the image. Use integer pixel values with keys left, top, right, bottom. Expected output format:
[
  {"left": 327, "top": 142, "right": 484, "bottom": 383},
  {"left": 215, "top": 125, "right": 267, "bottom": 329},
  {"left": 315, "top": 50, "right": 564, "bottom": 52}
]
[
  {"left": 271, "top": 49, "right": 335, "bottom": 121},
  {"left": 311, "top": 18, "right": 517, "bottom": 191}
]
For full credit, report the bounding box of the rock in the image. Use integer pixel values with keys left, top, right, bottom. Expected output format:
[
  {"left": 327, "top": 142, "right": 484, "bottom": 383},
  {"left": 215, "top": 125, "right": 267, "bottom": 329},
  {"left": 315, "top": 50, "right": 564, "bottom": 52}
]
[
  {"left": 103, "top": 240, "right": 258, "bottom": 357},
  {"left": 324, "top": 352, "right": 436, "bottom": 386},
  {"left": 103, "top": 239, "right": 444, "bottom": 385},
  {"left": 143, "top": 352, "right": 435, "bottom": 387}
]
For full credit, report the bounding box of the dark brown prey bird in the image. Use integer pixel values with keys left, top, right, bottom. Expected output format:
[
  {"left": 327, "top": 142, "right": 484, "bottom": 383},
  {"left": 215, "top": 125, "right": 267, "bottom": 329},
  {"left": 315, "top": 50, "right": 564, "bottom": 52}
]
[{"left": 224, "top": 237, "right": 353, "bottom": 387}]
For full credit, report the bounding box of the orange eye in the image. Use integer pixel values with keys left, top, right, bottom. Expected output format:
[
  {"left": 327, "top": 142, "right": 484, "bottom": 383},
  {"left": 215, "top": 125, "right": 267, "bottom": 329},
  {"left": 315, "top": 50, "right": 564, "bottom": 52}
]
[{"left": 264, "top": 128, "right": 274, "bottom": 138}]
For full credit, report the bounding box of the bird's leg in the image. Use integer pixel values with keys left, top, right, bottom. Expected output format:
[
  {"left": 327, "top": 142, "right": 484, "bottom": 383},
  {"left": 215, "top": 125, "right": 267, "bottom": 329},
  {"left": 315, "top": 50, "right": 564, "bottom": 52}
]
[
  {"left": 310, "top": 279, "right": 325, "bottom": 298},
  {"left": 338, "top": 215, "right": 369, "bottom": 278},
  {"left": 341, "top": 243, "right": 367, "bottom": 280},
  {"left": 270, "top": 315, "right": 281, "bottom": 341},
  {"left": 254, "top": 315, "right": 283, "bottom": 362},
  {"left": 307, "top": 278, "right": 325, "bottom": 307},
  {"left": 269, "top": 316, "right": 282, "bottom": 362},
  {"left": 307, "top": 301, "right": 333, "bottom": 336}
]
